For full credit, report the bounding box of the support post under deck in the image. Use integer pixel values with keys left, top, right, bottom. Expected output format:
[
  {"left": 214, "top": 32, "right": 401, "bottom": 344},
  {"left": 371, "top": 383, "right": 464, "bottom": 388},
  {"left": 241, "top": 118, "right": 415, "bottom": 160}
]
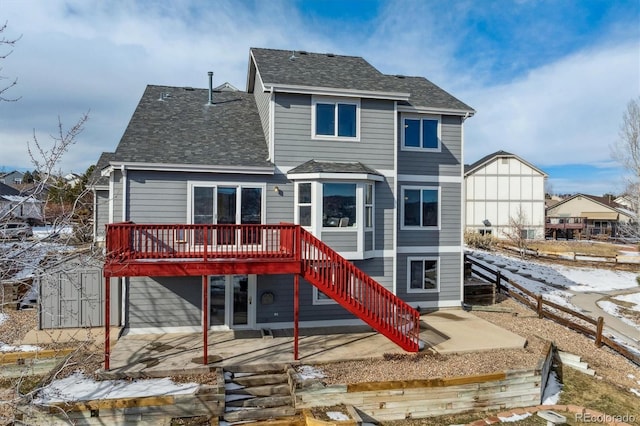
[
  {"left": 202, "top": 275, "right": 208, "bottom": 364},
  {"left": 104, "top": 276, "right": 111, "bottom": 371},
  {"left": 294, "top": 274, "right": 299, "bottom": 360}
]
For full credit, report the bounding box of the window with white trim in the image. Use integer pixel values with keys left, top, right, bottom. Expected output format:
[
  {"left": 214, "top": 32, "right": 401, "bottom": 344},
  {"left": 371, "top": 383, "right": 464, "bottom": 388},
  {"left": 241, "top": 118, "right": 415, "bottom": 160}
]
[
  {"left": 407, "top": 257, "right": 439, "bottom": 292},
  {"left": 364, "top": 183, "right": 373, "bottom": 228},
  {"left": 402, "top": 186, "right": 439, "bottom": 228},
  {"left": 312, "top": 98, "right": 359, "bottom": 139},
  {"left": 297, "top": 182, "right": 312, "bottom": 227},
  {"left": 402, "top": 115, "right": 440, "bottom": 151}
]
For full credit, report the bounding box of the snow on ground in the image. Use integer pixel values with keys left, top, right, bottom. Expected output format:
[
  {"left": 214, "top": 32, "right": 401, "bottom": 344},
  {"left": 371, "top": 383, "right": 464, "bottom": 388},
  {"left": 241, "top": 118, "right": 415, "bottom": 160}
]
[
  {"left": 471, "top": 250, "right": 638, "bottom": 293},
  {"left": 31, "top": 225, "right": 73, "bottom": 240},
  {"left": 326, "top": 411, "right": 350, "bottom": 421},
  {"left": 498, "top": 412, "right": 533, "bottom": 422},
  {"left": 33, "top": 371, "right": 199, "bottom": 404},
  {"left": 613, "top": 292, "right": 640, "bottom": 311},
  {"left": 541, "top": 371, "right": 562, "bottom": 405},
  {"left": 0, "top": 342, "right": 40, "bottom": 352},
  {"left": 0, "top": 313, "right": 6, "bottom": 326},
  {"left": 296, "top": 365, "right": 325, "bottom": 379},
  {"left": 597, "top": 301, "right": 640, "bottom": 328}
]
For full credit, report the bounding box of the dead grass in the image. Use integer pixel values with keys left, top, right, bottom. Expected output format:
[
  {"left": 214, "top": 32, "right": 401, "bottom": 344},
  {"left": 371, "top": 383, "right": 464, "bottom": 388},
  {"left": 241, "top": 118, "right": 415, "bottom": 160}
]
[{"left": 524, "top": 240, "right": 622, "bottom": 257}]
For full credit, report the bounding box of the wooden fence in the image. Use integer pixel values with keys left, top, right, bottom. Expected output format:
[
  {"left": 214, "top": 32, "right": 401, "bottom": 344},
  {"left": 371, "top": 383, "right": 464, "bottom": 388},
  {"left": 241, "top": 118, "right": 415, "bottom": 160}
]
[
  {"left": 500, "top": 244, "right": 638, "bottom": 265},
  {"left": 465, "top": 255, "right": 640, "bottom": 367}
]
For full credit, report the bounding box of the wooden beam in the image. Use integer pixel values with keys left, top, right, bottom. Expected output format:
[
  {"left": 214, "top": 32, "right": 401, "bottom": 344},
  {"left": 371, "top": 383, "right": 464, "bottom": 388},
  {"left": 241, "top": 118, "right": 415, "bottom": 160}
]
[{"left": 104, "top": 260, "right": 301, "bottom": 278}]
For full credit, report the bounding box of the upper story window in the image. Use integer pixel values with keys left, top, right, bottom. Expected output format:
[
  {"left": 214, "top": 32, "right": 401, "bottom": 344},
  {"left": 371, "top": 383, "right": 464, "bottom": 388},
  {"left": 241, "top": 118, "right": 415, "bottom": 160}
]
[
  {"left": 402, "top": 186, "right": 439, "bottom": 229},
  {"left": 312, "top": 97, "right": 360, "bottom": 140},
  {"left": 402, "top": 115, "right": 440, "bottom": 151}
]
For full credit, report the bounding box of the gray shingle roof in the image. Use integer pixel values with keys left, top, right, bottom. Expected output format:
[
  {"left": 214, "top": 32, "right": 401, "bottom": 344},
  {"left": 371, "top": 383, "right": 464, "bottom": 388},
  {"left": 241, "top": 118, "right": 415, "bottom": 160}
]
[
  {"left": 113, "top": 85, "right": 270, "bottom": 169},
  {"left": 250, "top": 48, "right": 474, "bottom": 113},
  {"left": 288, "top": 159, "right": 381, "bottom": 175},
  {"left": 89, "top": 152, "right": 115, "bottom": 187},
  {"left": 388, "top": 75, "right": 474, "bottom": 112},
  {"left": 251, "top": 48, "right": 401, "bottom": 94},
  {"left": 0, "top": 182, "right": 20, "bottom": 196}
]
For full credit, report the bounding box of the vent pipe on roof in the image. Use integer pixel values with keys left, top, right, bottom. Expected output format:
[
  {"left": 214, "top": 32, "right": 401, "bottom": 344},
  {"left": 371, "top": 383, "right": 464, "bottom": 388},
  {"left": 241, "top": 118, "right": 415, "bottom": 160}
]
[{"left": 207, "top": 71, "right": 214, "bottom": 105}]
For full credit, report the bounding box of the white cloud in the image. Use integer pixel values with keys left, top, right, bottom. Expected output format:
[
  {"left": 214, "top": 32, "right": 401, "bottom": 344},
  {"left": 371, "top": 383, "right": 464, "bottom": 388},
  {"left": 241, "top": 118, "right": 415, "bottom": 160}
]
[{"left": 462, "top": 41, "right": 640, "bottom": 167}]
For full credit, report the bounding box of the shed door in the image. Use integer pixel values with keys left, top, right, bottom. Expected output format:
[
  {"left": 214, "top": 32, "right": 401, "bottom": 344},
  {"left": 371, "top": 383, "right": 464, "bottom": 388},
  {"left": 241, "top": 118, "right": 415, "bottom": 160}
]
[{"left": 41, "top": 268, "right": 104, "bottom": 329}]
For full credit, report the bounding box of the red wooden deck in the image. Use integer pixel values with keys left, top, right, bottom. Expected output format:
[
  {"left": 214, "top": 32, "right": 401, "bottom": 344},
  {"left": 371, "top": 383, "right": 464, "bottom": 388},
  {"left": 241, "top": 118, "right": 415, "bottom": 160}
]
[{"left": 103, "top": 223, "right": 421, "bottom": 370}]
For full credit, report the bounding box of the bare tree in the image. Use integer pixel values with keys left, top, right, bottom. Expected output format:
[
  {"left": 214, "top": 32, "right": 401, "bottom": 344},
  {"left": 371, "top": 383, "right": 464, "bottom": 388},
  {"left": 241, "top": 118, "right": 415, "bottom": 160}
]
[
  {"left": 0, "top": 21, "right": 21, "bottom": 102},
  {"left": 0, "top": 113, "right": 103, "bottom": 424},
  {"left": 611, "top": 97, "right": 640, "bottom": 241},
  {"left": 502, "top": 207, "right": 530, "bottom": 258}
]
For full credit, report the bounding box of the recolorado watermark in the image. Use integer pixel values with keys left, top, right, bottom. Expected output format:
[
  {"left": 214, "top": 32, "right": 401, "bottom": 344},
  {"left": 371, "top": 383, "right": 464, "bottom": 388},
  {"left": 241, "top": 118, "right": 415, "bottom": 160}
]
[{"left": 575, "top": 412, "right": 636, "bottom": 423}]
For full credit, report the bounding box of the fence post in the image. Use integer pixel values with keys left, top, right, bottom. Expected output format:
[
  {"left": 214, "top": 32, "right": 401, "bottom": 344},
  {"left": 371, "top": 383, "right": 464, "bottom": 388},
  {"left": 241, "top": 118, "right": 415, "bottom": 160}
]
[
  {"left": 536, "top": 294, "right": 543, "bottom": 318},
  {"left": 495, "top": 270, "right": 502, "bottom": 293},
  {"left": 595, "top": 316, "right": 604, "bottom": 347}
]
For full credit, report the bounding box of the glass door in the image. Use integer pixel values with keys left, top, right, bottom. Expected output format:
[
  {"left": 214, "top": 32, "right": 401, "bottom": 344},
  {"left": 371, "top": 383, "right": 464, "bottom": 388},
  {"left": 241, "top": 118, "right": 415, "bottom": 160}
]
[{"left": 208, "top": 275, "right": 255, "bottom": 330}]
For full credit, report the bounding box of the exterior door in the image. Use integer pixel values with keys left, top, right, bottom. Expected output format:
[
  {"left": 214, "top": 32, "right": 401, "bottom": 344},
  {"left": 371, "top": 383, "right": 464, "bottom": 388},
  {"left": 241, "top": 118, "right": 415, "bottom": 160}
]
[{"left": 208, "top": 274, "right": 255, "bottom": 330}]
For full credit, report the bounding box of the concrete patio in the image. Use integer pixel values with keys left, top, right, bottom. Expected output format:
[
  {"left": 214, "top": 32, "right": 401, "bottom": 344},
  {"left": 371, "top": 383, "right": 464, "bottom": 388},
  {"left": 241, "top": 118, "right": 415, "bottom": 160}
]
[{"left": 100, "top": 309, "right": 526, "bottom": 377}]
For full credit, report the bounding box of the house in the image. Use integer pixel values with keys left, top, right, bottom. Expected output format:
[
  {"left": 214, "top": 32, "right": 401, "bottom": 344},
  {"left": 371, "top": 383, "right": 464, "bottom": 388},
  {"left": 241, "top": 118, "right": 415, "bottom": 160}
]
[
  {"left": 0, "top": 182, "right": 44, "bottom": 223},
  {"left": 546, "top": 193, "right": 635, "bottom": 239},
  {"left": 96, "top": 48, "right": 474, "bottom": 366},
  {"left": 0, "top": 170, "right": 24, "bottom": 186},
  {"left": 464, "top": 151, "right": 547, "bottom": 239},
  {"left": 89, "top": 152, "right": 114, "bottom": 244}
]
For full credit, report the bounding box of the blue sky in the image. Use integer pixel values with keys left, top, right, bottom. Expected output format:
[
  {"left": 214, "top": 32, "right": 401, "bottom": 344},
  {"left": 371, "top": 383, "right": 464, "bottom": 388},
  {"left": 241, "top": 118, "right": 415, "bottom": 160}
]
[{"left": 0, "top": 0, "right": 638, "bottom": 195}]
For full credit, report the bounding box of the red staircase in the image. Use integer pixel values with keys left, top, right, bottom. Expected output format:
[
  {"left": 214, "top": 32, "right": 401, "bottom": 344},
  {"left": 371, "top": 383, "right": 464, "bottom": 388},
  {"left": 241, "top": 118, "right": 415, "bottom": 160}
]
[{"left": 298, "top": 228, "right": 421, "bottom": 352}]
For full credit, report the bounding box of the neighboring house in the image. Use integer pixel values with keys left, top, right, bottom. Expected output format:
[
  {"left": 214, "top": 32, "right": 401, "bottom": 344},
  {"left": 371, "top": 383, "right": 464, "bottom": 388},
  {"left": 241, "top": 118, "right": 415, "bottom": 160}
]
[
  {"left": 0, "top": 182, "right": 44, "bottom": 223},
  {"left": 0, "top": 170, "right": 24, "bottom": 186},
  {"left": 546, "top": 193, "right": 635, "bottom": 239},
  {"left": 95, "top": 48, "right": 474, "bottom": 354},
  {"left": 464, "top": 151, "right": 547, "bottom": 239},
  {"left": 64, "top": 172, "right": 83, "bottom": 188}
]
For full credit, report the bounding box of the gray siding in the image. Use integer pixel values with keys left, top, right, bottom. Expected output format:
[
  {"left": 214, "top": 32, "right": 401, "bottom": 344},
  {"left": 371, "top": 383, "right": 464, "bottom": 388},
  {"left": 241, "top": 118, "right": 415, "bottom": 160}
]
[
  {"left": 127, "top": 276, "right": 201, "bottom": 328},
  {"left": 273, "top": 94, "right": 395, "bottom": 170},
  {"left": 95, "top": 189, "right": 109, "bottom": 240},
  {"left": 120, "top": 170, "right": 289, "bottom": 224},
  {"left": 256, "top": 275, "right": 356, "bottom": 323},
  {"left": 397, "top": 182, "right": 462, "bottom": 247},
  {"left": 353, "top": 257, "right": 394, "bottom": 291},
  {"left": 112, "top": 170, "right": 123, "bottom": 222},
  {"left": 375, "top": 178, "right": 394, "bottom": 250},
  {"left": 320, "top": 231, "right": 358, "bottom": 252},
  {"left": 397, "top": 115, "right": 462, "bottom": 177},
  {"left": 253, "top": 74, "right": 271, "bottom": 148},
  {"left": 396, "top": 252, "right": 462, "bottom": 304}
]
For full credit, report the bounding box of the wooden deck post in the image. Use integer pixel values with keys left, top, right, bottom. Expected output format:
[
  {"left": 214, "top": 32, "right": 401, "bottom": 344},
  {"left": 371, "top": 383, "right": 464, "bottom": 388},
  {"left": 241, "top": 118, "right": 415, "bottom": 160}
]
[
  {"left": 202, "top": 275, "right": 209, "bottom": 364},
  {"left": 294, "top": 274, "right": 299, "bottom": 361},
  {"left": 104, "top": 275, "right": 111, "bottom": 371}
]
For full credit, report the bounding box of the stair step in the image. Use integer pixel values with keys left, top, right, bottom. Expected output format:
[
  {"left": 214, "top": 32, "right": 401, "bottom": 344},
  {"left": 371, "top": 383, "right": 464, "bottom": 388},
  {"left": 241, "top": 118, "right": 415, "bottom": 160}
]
[
  {"left": 226, "top": 395, "right": 292, "bottom": 408},
  {"left": 230, "top": 373, "right": 288, "bottom": 387},
  {"left": 226, "top": 383, "right": 291, "bottom": 397},
  {"left": 223, "top": 406, "right": 297, "bottom": 423},
  {"left": 224, "top": 364, "right": 288, "bottom": 374}
]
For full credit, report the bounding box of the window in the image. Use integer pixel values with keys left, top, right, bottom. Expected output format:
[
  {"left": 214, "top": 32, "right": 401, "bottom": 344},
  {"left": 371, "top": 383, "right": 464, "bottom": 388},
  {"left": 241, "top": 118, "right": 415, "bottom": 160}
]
[
  {"left": 313, "top": 98, "right": 359, "bottom": 139},
  {"left": 323, "top": 183, "right": 356, "bottom": 228},
  {"left": 298, "top": 183, "right": 311, "bottom": 227},
  {"left": 364, "top": 184, "right": 373, "bottom": 228},
  {"left": 402, "top": 116, "right": 440, "bottom": 151},
  {"left": 402, "top": 187, "right": 439, "bottom": 228},
  {"left": 408, "top": 258, "right": 439, "bottom": 292},
  {"left": 479, "top": 229, "right": 492, "bottom": 236},
  {"left": 189, "top": 183, "right": 263, "bottom": 245}
]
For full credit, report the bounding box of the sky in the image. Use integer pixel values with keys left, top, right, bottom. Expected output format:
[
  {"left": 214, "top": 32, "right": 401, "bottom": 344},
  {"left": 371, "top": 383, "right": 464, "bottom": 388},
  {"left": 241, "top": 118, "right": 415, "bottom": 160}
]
[{"left": 0, "top": 0, "right": 638, "bottom": 195}]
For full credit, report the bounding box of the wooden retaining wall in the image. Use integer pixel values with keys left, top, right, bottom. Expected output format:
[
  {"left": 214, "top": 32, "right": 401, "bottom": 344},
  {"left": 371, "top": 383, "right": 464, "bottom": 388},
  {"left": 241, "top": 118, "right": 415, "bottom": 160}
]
[{"left": 294, "top": 343, "right": 554, "bottom": 422}]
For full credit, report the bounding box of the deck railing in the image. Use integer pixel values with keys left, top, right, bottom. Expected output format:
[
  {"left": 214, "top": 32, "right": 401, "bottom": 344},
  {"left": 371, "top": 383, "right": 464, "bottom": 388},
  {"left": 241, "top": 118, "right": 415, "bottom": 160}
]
[
  {"left": 105, "top": 223, "right": 298, "bottom": 262},
  {"left": 299, "top": 228, "right": 421, "bottom": 352}
]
